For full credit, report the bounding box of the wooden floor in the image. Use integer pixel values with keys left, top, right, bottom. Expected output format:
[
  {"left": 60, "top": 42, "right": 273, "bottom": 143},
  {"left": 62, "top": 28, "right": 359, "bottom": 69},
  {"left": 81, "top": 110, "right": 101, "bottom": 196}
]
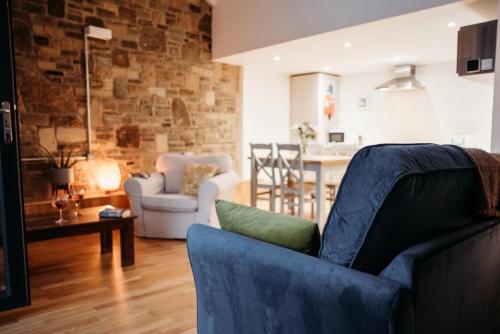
[
  {"left": 0, "top": 233, "right": 197, "bottom": 334},
  {"left": 0, "top": 182, "right": 322, "bottom": 333}
]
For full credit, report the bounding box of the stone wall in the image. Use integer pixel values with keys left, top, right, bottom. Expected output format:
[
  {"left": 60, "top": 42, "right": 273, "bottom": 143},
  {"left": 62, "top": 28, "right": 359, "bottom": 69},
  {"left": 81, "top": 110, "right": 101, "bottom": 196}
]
[{"left": 12, "top": 0, "right": 241, "bottom": 202}]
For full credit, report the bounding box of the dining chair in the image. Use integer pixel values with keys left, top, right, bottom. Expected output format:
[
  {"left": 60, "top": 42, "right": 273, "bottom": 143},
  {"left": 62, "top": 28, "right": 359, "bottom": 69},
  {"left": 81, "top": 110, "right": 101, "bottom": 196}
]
[
  {"left": 325, "top": 166, "right": 348, "bottom": 204},
  {"left": 250, "top": 143, "right": 278, "bottom": 212},
  {"left": 325, "top": 180, "right": 340, "bottom": 204},
  {"left": 276, "top": 144, "right": 316, "bottom": 219}
]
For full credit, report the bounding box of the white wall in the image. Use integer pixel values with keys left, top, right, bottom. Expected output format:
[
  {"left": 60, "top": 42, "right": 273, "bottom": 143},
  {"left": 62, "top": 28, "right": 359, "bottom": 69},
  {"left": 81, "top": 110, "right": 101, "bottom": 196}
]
[
  {"left": 336, "top": 62, "right": 494, "bottom": 150},
  {"left": 491, "top": 0, "right": 500, "bottom": 152},
  {"left": 213, "top": 0, "right": 459, "bottom": 59},
  {"left": 241, "top": 66, "right": 290, "bottom": 179}
]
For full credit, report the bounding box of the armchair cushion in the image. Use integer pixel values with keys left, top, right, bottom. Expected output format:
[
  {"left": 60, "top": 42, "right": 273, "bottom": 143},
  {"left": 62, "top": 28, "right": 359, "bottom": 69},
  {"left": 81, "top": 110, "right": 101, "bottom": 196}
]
[
  {"left": 142, "top": 193, "right": 198, "bottom": 212},
  {"left": 320, "top": 144, "right": 480, "bottom": 274},
  {"left": 216, "top": 200, "right": 320, "bottom": 255},
  {"left": 180, "top": 163, "right": 218, "bottom": 196},
  {"left": 156, "top": 153, "right": 232, "bottom": 193}
]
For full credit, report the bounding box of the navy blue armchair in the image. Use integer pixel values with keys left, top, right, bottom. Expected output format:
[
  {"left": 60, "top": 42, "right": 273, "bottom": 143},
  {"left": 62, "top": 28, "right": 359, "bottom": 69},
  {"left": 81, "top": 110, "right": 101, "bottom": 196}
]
[{"left": 188, "top": 144, "right": 500, "bottom": 334}]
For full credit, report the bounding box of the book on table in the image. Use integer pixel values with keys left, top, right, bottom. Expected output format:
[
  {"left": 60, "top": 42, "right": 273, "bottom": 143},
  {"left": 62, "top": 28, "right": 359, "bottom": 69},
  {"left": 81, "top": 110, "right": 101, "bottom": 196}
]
[{"left": 99, "top": 206, "right": 131, "bottom": 218}]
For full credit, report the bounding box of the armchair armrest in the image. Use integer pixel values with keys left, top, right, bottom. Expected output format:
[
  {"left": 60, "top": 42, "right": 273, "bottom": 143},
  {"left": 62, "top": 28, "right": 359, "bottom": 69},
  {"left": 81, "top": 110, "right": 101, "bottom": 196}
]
[
  {"left": 197, "top": 172, "right": 240, "bottom": 225},
  {"left": 124, "top": 172, "right": 165, "bottom": 197},
  {"left": 124, "top": 172, "right": 165, "bottom": 237},
  {"left": 380, "top": 220, "right": 500, "bottom": 334},
  {"left": 187, "top": 224, "right": 414, "bottom": 334},
  {"left": 380, "top": 220, "right": 498, "bottom": 289}
]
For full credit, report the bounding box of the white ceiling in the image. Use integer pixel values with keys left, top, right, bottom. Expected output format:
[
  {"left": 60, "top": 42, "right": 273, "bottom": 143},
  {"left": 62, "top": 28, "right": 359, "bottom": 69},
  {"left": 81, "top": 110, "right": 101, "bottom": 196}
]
[{"left": 216, "top": 0, "right": 498, "bottom": 75}]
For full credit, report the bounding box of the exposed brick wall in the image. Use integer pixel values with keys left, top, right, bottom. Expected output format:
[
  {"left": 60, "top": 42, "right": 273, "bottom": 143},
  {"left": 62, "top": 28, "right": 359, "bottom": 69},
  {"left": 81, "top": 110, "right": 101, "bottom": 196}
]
[{"left": 12, "top": 0, "right": 241, "bottom": 202}]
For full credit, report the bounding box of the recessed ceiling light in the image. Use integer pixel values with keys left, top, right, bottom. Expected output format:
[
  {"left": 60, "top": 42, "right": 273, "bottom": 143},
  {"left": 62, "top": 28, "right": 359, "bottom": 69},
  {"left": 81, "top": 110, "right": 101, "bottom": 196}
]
[
  {"left": 325, "top": 66, "right": 332, "bottom": 71},
  {"left": 393, "top": 56, "right": 400, "bottom": 61},
  {"left": 447, "top": 22, "right": 457, "bottom": 28},
  {"left": 273, "top": 56, "right": 281, "bottom": 61},
  {"left": 344, "top": 42, "right": 352, "bottom": 48}
]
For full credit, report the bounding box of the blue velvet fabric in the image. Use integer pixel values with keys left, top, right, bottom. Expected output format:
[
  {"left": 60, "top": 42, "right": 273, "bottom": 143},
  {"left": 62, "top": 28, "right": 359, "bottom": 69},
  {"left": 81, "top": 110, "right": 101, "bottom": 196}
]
[
  {"left": 188, "top": 144, "right": 500, "bottom": 334},
  {"left": 188, "top": 224, "right": 414, "bottom": 334},
  {"left": 380, "top": 219, "right": 499, "bottom": 289},
  {"left": 320, "top": 144, "right": 479, "bottom": 274},
  {"left": 381, "top": 219, "right": 500, "bottom": 334}
]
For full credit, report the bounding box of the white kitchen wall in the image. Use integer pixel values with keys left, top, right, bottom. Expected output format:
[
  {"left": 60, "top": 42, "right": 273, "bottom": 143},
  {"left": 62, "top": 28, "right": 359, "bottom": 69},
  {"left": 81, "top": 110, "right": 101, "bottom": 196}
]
[
  {"left": 336, "top": 61, "right": 494, "bottom": 150},
  {"left": 241, "top": 66, "right": 290, "bottom": 179}
]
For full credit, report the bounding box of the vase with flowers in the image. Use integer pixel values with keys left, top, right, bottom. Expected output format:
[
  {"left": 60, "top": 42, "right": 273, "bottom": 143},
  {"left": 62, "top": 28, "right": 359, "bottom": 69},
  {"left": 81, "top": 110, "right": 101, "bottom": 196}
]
[{"left": 291, "top": 122, "right": 318, "bottom": 153}]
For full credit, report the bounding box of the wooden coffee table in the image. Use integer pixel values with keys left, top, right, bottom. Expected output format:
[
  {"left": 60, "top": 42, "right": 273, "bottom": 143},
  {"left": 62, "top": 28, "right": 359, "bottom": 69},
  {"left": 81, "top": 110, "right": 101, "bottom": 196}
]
[{"left": 24, "top": 206, "right": 136, "bottom": 267}]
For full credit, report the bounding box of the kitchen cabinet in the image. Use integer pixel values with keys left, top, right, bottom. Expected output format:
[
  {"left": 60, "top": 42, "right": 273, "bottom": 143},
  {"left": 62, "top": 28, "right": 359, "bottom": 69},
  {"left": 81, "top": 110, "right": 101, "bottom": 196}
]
[{"left": 457, "top": 20, "right": 497, "bottom": 76}]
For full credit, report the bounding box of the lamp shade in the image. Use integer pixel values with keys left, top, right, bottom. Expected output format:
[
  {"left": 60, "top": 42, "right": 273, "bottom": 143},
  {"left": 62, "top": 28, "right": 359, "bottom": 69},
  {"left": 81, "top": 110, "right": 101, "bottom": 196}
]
[{"left": 96, "top": 159, "right": 121, "bottom": 192}]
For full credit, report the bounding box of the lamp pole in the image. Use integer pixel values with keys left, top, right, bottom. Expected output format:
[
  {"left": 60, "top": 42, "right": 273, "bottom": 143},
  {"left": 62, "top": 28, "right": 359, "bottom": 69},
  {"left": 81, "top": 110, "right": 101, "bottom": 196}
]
[
  {"left": 83, "top": 26, "right": 112, "bottom": 159},
  {"left": 84, "top": 32, "right": 93, "bottom": 159}
]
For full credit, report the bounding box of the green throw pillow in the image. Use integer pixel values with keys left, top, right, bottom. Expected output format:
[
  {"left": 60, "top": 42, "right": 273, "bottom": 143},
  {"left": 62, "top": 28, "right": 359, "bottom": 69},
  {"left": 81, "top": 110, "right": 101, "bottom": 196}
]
[{"left": 215, "top": 200, "right": 321, "bottom": 256}]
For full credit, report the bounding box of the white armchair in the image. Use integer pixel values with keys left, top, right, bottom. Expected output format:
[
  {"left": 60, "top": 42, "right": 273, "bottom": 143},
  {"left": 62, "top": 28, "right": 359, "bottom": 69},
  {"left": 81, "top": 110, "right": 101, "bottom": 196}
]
[{"left": 124, "top": 153, "right": 240, "bottom": 239}]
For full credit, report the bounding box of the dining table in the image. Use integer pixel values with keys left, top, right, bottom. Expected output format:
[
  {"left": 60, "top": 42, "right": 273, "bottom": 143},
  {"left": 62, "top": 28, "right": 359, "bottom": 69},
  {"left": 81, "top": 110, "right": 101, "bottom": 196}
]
[{"left": 250, "top": 154, "right": 351, "bottom": 227}]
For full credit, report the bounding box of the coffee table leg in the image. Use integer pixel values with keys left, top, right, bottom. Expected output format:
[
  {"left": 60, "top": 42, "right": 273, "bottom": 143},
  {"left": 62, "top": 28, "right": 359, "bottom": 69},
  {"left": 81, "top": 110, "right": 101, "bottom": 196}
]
[
  {"left": 100, "top": 230, "right": 113, "bottom": 254},
  {"left": 120, "top": 221, "right": 135, "bottom": 266}
]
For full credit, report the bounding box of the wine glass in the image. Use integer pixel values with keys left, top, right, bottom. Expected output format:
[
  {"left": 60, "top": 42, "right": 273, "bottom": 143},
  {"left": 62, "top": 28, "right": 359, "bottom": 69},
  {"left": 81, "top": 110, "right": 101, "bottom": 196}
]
[
  {"left": 52, "top": 192, "right": 69, "bottom": 224},
  {"left": 70, "top": 187, "right": 85, "bottom": 217}
]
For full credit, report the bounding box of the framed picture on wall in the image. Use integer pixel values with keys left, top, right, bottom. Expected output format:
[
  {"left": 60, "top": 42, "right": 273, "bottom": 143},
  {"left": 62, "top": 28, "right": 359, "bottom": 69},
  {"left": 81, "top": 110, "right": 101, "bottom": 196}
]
[{"left": 357, "top": 97, "right": 370, "bottom": 112}]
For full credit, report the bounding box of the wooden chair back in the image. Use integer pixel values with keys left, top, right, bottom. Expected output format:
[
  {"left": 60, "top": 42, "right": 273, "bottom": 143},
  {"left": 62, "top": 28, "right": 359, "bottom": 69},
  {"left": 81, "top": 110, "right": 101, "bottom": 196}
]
[
  {"left": 277, "top": 144, "right": 306, "bottom": 216},
  {"left": 250, "top": 143, "right": 276, "bottom": 187}
]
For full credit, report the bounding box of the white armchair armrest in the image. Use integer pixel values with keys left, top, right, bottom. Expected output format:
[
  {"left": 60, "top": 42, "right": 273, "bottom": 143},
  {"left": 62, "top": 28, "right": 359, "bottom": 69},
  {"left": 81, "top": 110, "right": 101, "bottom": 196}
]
[
  {"left": 197, "top": 171, "right": 240, "bottom": 226},
  {"left": 124, "top": 172, "right": 165, "bottom": 236},
  {"left": 124, "top": 172, "right": 165, "bottom": 197}
]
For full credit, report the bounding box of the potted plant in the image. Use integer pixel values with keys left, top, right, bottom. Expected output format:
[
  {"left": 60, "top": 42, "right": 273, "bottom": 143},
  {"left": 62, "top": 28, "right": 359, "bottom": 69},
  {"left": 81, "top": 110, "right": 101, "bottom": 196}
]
[{"left": 38, "top": 146, "right": 78, "bottom": 188}]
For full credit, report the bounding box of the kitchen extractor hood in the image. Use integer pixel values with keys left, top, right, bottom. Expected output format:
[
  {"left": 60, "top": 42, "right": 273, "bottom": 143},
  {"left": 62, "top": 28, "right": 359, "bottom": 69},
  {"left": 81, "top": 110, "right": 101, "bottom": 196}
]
[{"left": 375, "top": 64, "right": 424, "bottom": 91}]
